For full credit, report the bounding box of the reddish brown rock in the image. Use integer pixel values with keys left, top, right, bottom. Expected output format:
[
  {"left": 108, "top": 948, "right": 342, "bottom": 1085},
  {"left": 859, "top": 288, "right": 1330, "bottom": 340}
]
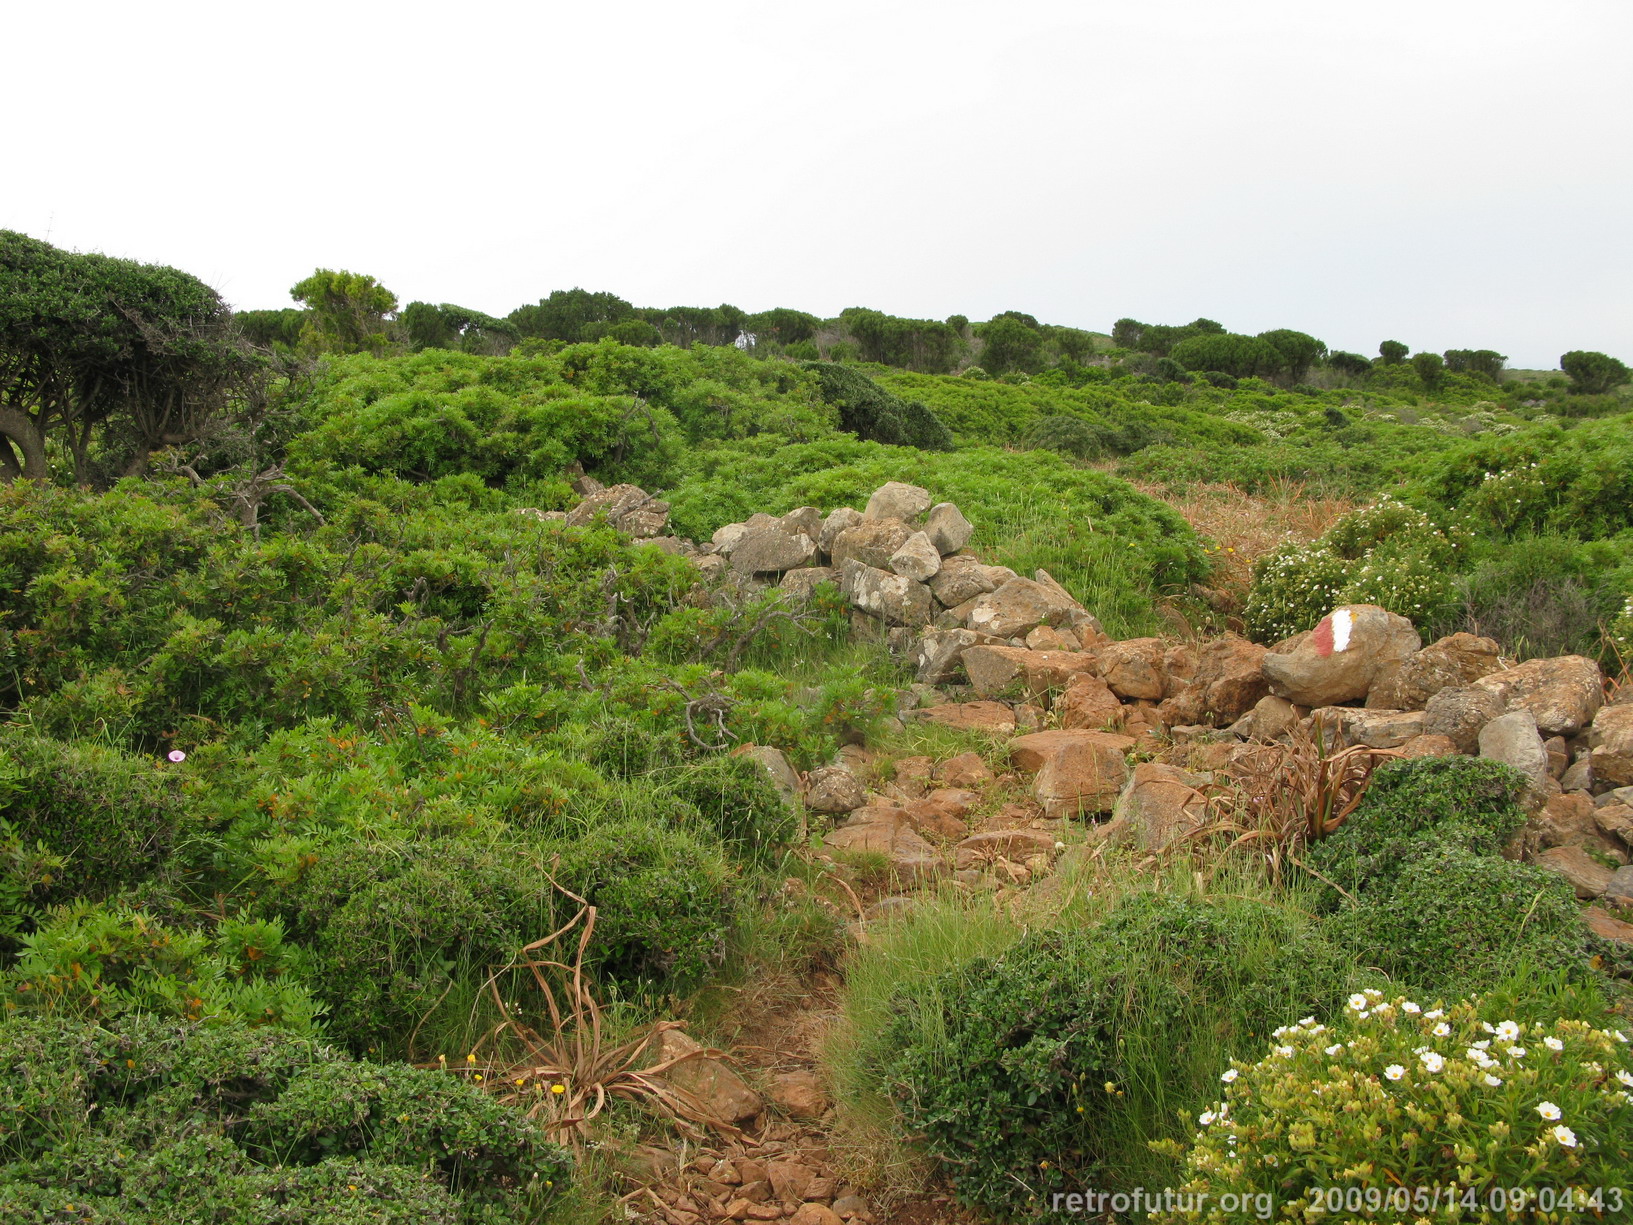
[
  {"left": 1472, "top": 655, "right": 1605, "bottom": 738},
  {"left": 1589, "top": 703, "right": 1633, "bottom": 787},
  {"left": 805, "top": 766, "right": 867, "bottom": 815},
  {"left": 900, "top": 799, "right": 968, "bottom": 841},
  {"left": 1583, "top": 906, "right": 1633, "bottom": 944},
  {"left": 768, "top": 1070, "right": 829, "bottom": 1122},
  {"left": 791, "top": 1204, "right": 846, "bottom": 1225},
  {"left": 1534, "top": 845, "right": 1615, "bottom": 898},
  {"left": 1010, "top": 729, "right": 1136, "bottom": 772},
  {"left": 1031, "top": 735, "right": 1132, "bottom": 818},
  {"left": 954, "top": 828, "right": 1060, "bottom": 870},
  {"left": 1111, "top": 761, "right": 1212, "bottom": 852},
  {"left": 927, "top": 555, "right": 997, "bottom": 608},
  {"left": 1262, "top": 605, "right": 1422, "bottom": 707},
  {"left": 962, "top": 645, "right": 1101, "bottom": 702},
  {"left": 656, "top": 1030, "right": 763, "bottom": 1125},
  {"left": 1159, "top": 634, "right": 1269, "bottom": 726},
  {"left": 1367, "top": 632, "right": 1503, "bottom": 710},
  {"left": 964, "top": 577, "right": 1084, "bottom": 638},
  {"left": 823, "top": 810, "right": 944, "bottom": 883},
  {"left": 926, "top": 787, "right": 982, "bottom": 817},
  {"left": 935, "top": 751, "right": 993, "bottom": 788},
  {"left": 1025, "top": 625, "right": 1080, "bottom": 652},
  {"left": 920, "top": 701, "right": 1017, "bottom": 734},
  {"left": 1098, "top": 637, "right": 1167, "bottom": 701},
  {"left": 1057, "top": 673, "right": 1124, "bottom": 731}
]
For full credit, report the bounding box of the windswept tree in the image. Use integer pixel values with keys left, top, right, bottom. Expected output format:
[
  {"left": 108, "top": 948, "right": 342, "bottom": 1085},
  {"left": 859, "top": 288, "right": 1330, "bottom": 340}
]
[
  {"left": 289, "top": 269, "right": 399, "bottom": 355},
  {"left": 0, "top": 230, "right": 255, "bottom": 483},
  {"left": 1168, "top": 332, "right": 1284, "bottom": 380},
  {"left": 1326, "top": 351, "right": 1372, "bottom": 379},
  {"left": 1379, "top": 339, "right": 1409, "bottom": 365},
  {"left": 1443, "top": 349, "right": 1507, "bottom": 381},
  {"left": 402, "top": 302, "right": 518, "bottom": 355},
  {"left": 975, "top": 315, "right": 1043, "bottom": 375},
  {"left": 1411, "top": 351, "right": 1445, "bottom": 391},
  {"left": 508, "top": 288, "right": 635, "bottom": 343},
  {"left": 1257, "top": 329, "right": 1326, "bottom": 382},
  {"left": 1560, "top": 350, "right": 1630, "bottom": 396}
]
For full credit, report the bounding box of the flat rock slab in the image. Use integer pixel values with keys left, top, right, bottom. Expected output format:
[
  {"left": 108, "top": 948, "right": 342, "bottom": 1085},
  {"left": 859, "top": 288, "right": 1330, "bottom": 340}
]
[
  {"left": 1473, "top": 655, "right": 1604, "bottom": 738},
  {"left": 1010, "top": 729, "right": 1136, "bottom": 773},
  {"left": 920, "top": 701, "right": 1018, "bottom": 734}
]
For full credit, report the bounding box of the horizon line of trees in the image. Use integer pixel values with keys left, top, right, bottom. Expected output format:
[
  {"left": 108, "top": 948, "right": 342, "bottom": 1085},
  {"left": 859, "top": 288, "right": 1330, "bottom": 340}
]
[{"left": 5, "top": 230, "right": 1630, "bottom": 487}]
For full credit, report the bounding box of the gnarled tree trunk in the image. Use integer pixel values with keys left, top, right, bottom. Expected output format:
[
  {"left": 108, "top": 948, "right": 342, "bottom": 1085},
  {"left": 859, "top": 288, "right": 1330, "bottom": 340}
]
[{"left": 0, "top": 407, "right": 47, "bottom": 483}]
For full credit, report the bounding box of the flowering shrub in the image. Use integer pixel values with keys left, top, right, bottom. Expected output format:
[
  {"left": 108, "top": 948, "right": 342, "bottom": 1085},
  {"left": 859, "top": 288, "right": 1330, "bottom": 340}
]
[
  {"left": 1151, "top": 992, "right": 1633, "bottom": 1220},
  {"left": 1610, "top": 594, "right": 1633, "bottom": 664},
  {"left": 1246, "top": 497, "right": 1458, "bottom": 641}
]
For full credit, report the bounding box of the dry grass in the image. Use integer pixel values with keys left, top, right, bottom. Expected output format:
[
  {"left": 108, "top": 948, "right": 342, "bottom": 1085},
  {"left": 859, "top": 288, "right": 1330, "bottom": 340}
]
[
  {"left": 1120, "top": 475, "right": 1358, "bottom": 605},
  {"left": 1179, "top": 723, "right": 1400, "bottom": 885}
]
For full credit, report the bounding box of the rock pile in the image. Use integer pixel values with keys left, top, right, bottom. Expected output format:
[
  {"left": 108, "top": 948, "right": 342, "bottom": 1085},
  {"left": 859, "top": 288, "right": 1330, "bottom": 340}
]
[{"left": 560, "top": 480, "right": 1633, "bottom": 918}]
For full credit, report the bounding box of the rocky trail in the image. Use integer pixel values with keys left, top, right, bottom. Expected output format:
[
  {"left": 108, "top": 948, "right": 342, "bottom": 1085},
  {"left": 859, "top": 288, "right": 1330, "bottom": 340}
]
[{"left": 559, "top": 478, "right": 1633, "bottom": 1219}]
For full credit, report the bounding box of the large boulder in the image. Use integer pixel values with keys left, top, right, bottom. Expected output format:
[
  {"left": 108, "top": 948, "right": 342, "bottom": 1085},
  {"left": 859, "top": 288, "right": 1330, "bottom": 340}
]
[
  {"left": 565, "top": 484, "right": 671, "bottom": 537},
  {"left": 1112, "top": 762, "right": 1212, "bottom": 852},
  {"left": 780, "top": 566, "right": 836, "bottom": 599},
  {"left": 656, "top": 1030, "right": 763, "bottom": 1125},
  {"left": 1477, "top": 709, "right": 1551, "bottom": 809},
  {"left": 1056, "top": 673, "right": 1125, "bottom": 730},
  {"left": 1098, "top": 638, "right": 1168, "bottom": 701},
  {"left": 1309, "top": 707, "right": 1426, "bottom": 750},
  {"left": 889, "top": 531, "right": 943, "bottom": 581},
  {"left": 1471, "top": 655, "right": 1605, "bottom": 737},
  {"left": 730, "top": 526, "right": 819, "bottom": 575},
  {"left": 1589, "top": 703, "right": 1633, "bottom": 788},
  {"left": 823, "top": 807, "right": 944, "bottom": 884},
  {"left": 961, "top": 646, "right": 1100, "bottom": 701},
  {"left": 805, "top": 766, "right": 867, "bottom": 815},
  {"left": 840, "top": 561, "right": 933, "bottom": 626},
  {"left": 864, "top": 482, "right": 932, "bottom": 522},
  {"left": 1261, "top": 605, "right": 1422, "bottom": 707},
  {"left": 1031, "top": 734, "right": 1133, "bottom": 819},
  {"left": 928, "top": 556, "right": 998, "bottom": 608},
  {"left": 923, "top": 503, "right": 974, "bottom": 555},
  {"left": 1366, "top": 632, "right": 1502, "bottom": 709},
  {"left": 780, "top": 506, "right": 824, "bottom": 541},
  {"left": 1158, "top": 634, "right": 1269, "bottom": 727},
  {"left": 818, "top": 507, "right": 864, "bottom": 556},
  {"left": 1534, "top": 846, "right": 1615, "bottom": 899},
  {"left": 919, "top": 701, "right": 1018, "bottom": 734},
  {"left": 1423, "top": 684, "right": 1506, "bottom": 755},
  {"left": 830, "top": 519, "right": 914, "bottom": 570},
  {"left": 963, "top": 577, "right": 1087, "bottom": 639}
]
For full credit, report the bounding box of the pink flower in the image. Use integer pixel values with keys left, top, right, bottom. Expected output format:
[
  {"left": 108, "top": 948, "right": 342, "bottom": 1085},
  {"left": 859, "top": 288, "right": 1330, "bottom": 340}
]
[{"left": 167, "top": 750, "right": 187, "bottom": 763}]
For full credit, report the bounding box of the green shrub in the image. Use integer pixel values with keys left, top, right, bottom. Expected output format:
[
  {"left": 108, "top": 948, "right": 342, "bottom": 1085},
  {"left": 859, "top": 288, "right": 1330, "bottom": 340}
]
[
  {"left": 7, "top": 903, "right": 323, "bottom": 1034},
  {"left": 1150, "top": 994, "right": 1633, "bottom": 1220},
  {"left": 1245, "top": 496, "right": 1458, "bottom": 641},
  {"left": 1022, "top": 414, "right": 1105, "bottom": 459},
  {"left": 660, "top": 754, "right": 795, "bottom": 865},
  {"left": 277, "top": 837, "right": 557, "bottom": 1051},
  {"left": 1337, "top": 846, "right": 1593, "bottom": 1000},
  {"left": 879, "top": 892, "right": 1350, "bottom": 1218},
  {"left": 0, "top": 1014, "right": 569, "bottom": 1222},
  {"left": 0, "top": 730, "right": 187, "bottom": 907},
  {"left": 801, "top": 362, "right": 954, "bottom": 451},
  {"left": 1303, "top": 756, "right": 1529, "bottom": 900},
  {"left": 551, "top": 819, "right": 738, "bottom": 992}
]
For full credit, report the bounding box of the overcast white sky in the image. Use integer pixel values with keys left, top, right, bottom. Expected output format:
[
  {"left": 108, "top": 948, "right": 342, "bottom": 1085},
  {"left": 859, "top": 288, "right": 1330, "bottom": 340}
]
[{"left": 6, "top": 0, "right": 1629, "bottom": 368}]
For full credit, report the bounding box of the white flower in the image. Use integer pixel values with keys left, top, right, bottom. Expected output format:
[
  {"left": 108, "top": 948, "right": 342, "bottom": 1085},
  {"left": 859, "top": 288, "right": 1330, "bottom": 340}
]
[
  {"left": 1298, "top": 1017, "right": 1317, "bottom": 1027},
  {"left": 1402, "top": 1001, "right": 1421, "bottom": 1014},
  {"left": 1553, "top": 1125, "right": 1578, "bottom": 1148},
  {"left": 1495, "top": 1021, "right": 1520, "bottom": 1042},
  {"left": 1616, "top": 1070, "right": 1633, "bottom": 1088},
  {"left": 1420, "top": 1051, "right": 1445, "bottom": 1073},
  {"left": 1544, "top": 1037, "right": 1564, "bottom": 1052},
  {"left": 1537, "top": 1101, "right": 1562, "bottom": 1121},
  {"left": 1433, "top": 1022, "right": 1451, "bottom": 1037},
  {"left": 1424, "top": 1008, "right": 1444, "bottom": 1020},
  {"left": 1615, "top": 1031, "right": 1629, "bottom": 1044},
  {"left": 1481, "top": 1021, "right": 1494, "bottom": 1032},
  {"left": 1484, "top": 1074, "right": 1502, "bottom": 1087},
  {"left": 1221, "top": 1068, "right": 1238, "bottom": 1083},
  {"left": 1473, "top": 1040, "right": 1491, "bottom": 1050},
  {"left": 1508, "top": 1047, "right": 1527, "bottom": 1059},
  {"left": 1272, "top": 1026, "right": 1291, "bottom": 1039},
  {"left": 1384, "top": 1064, "right": 1405, "bottom": 1081},
  {"left": 1274, "top": 1045, "right": 1294, "bottom": 1058},
  {"left": 1363, "top": 988, "right": 1383, "bottom": 999},
  {"left": 1198, "top": 1111, "right": 1217, "bottom": 1125},
  {"left": 1325, "top": 1044, "right": 1343, "bottom": 1056},
  {"left": 1348, "top": 993, "right": 1369, "bottom": 1011}
]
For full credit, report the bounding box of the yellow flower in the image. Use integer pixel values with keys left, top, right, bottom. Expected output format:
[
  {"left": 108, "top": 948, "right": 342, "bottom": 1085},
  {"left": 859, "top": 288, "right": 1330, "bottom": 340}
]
[{"left": 551, "top": 1083, "right": 566, "bottom": 1095}]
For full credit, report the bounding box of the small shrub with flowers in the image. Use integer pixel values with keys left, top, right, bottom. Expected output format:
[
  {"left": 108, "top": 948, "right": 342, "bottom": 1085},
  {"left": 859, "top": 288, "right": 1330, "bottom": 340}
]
[
  {"left": 1150, "top": 991, "right": 1633, "bottom": 1220},
  {"left": 1244, "top": 497, "right": 1459, "bottom": 642}
]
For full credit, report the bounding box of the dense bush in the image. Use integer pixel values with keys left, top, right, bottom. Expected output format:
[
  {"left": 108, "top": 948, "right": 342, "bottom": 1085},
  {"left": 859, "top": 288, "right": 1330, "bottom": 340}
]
[
  {"left": 1302, "top": 756, "right": 1529, "bottom": 900},
  {"left": 0, "top": 730, "right": 188, "bottom": 907},
  {"left": 6, "top": 903, "right": 322, "bottom": 1034},
  {"left": 1151, "top": 995, "right": 1633, "bottom": 1220},
  {"left": 1245, "top": 496, "right": 1459, "bottom": 641},
  {"left": 879, "top": 892, "right": 1350, "bottom": 1218},
  {"left": 0, "top": 1014, "right": 570, "bottom": 1222},
  {"left": 1338, "top": 847, "right": 1592, "bottom": 1000},
  {"left": 801, "top": 362, "right": 953, "bottom": 450}
]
